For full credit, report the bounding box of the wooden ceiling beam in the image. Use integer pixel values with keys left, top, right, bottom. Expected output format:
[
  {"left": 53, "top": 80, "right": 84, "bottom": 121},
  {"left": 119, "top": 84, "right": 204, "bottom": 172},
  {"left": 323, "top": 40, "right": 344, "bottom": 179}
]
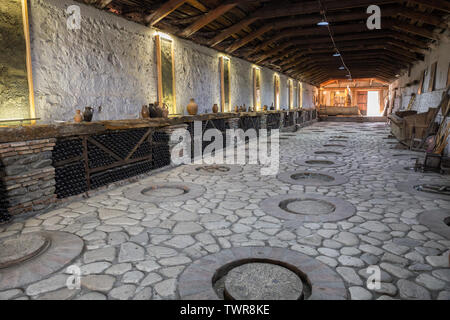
[
  {"left": 209, "top": 0, "right": 397, "bottom": 47},
  {"left": 392, "top": 22, "right": 440, "bottom": 40},
  {"left": 179, "top": 1, "right": 239, "bottom": 37},
  {"left": 407, "top": 0, "right": 450, "bottom": 13},
  {"left": 145, "top": 0, "right": 189, "bottom": 26}
]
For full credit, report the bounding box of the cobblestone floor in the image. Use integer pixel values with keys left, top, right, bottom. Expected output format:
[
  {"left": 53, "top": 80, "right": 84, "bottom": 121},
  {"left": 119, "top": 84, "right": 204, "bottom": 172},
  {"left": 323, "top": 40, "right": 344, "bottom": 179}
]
[{"left": 0, "top": 122, "right": 449, "bottom": 300}]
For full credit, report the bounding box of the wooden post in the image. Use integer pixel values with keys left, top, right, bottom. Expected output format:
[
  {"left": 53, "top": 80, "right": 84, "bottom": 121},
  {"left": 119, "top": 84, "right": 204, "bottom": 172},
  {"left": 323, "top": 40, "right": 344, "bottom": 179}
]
[{"left": 22, "top": 0, "right": 35, "bottom": 124}]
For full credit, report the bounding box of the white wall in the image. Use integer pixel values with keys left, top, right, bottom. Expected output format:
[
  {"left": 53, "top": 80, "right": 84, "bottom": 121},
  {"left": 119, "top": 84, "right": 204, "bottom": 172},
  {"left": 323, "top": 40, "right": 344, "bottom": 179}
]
[{"left": 29, "top": 0, "right": 316, "bottom": 122}]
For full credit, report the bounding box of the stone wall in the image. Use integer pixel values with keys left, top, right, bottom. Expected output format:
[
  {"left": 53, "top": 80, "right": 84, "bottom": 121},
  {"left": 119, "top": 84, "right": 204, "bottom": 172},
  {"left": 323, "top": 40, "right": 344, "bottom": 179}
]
[
  {"left": 0, "top": 0, "right": 31, "bottom": 121},
  {"left": 28, "top": 0, "right": 316, "bottom": 122},
  {"left": 0, "top": 139, "right": 57, "bottom": 216}
]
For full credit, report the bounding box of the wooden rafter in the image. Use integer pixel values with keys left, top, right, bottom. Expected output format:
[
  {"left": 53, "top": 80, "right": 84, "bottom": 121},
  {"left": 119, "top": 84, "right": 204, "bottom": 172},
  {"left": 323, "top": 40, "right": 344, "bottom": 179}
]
[{"left": 145, "top": 0, "right": 189, "bottom": 26}]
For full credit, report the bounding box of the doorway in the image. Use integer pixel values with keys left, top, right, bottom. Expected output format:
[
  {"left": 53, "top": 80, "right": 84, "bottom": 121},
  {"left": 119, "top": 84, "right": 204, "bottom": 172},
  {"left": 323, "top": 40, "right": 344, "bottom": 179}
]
[{"left": 367, "top": 91, "right": 381, "bottom": 116}]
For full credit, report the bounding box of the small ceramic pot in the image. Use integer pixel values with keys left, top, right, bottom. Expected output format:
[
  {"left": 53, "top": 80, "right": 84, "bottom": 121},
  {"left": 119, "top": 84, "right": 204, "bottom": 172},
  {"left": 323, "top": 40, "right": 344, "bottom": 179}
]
[
  {"left": 83, "top": 107, "right": 94, "bottom": 122},
  {"left": 74, "top": 110, "right": 82, "bottom": 123},
  {"left": 141, "top": 105, "right": 150, "bottom": 119},
  {"left": 187, "top": 99, "right": 198, "bottom": 115},
  {"left": 212, "top": 104, "right": 219, "bottom": 113}
]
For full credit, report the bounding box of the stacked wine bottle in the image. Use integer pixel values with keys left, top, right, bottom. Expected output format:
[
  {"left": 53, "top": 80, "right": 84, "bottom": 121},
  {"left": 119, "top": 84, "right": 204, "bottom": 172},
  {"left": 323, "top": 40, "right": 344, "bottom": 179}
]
[
  {"left": 90, "top": 160, "right": 153, "bottom": 189},
  {"left": 55, "top": 161, "right": 88, "bottom": 198},
  {"left": 53, "top": 138, "right": 88, "bottom": 199},
  {"left": 91, "top": 128, "right": 148, "bottom": 159},
  {"left": 87, "top": 142, "right": 117, "bottom": 169},
  {"left": 267, "top": 113, "right": 281, "bottom": 130},
  {"left": 152, "top": 131, "right": 170, "bottom": 169},
  {"left": 0, "top": 161, "right": 11, "bottom": 224}
]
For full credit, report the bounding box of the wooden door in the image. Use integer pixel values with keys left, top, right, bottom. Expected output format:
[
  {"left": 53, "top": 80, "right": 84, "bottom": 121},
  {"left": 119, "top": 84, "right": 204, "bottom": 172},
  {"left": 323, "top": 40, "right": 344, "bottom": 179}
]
[{"left": 357, "top": 91, "right": 368, "bottom": 115}]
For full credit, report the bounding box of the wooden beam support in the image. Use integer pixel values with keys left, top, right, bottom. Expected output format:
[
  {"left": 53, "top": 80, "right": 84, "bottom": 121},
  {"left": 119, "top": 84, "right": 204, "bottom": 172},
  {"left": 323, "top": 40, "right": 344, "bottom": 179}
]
[
  {"left": 145, "top": 0, "right": 189, "bottom": 26},
  {"left": 209, "top": 0, "right": 397, "bottom": 47},
  {"left": 179, "top": 1, "right": 239, "bottom": 37},
  {"left": 407, "top": 0, "right": 450, "bottom": 13}
]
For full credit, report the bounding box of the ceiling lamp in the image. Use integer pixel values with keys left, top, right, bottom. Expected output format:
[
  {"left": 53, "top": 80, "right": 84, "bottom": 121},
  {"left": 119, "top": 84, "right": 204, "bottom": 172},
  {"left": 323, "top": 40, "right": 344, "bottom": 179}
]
[
  {"left": 339, "top": 66, "right": 345, "bottom": 70},
  {"left": 317, "top": 19, "right": 329, "bottom": 26},
  {"left": 333, "top": 52, "right": 341, "bottom": 57}
]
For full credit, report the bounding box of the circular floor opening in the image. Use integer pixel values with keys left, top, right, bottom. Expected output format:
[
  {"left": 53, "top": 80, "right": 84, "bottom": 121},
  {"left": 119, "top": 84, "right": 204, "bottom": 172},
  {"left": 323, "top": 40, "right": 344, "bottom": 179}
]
[
  {"left": 196, "top": 165, "right": 230, "bottom": 174},
  {"left": 279, "top": 198, "right": 336, "bottom": 215},
  {"left": 295, "top": 158, "right": 346, "bottom": 168},
  {"left": 178, "top": 247, "right": 348, "bottom": 300},
  {"left": 323, "top": 144, "right": 346, "bottom": 148},
  {"left": 0, "top": 232, "right": 83, "bottom": 291},
  {"left": 142, "top": 185, "right": 188, "bottom": 197},
  {"left": 216, "top": 261, "right": 306, "bottom": 300},
  {"left": 314, "top": 150, "right": 342, "bottom": 155},
  {"left": 0, "top": 233, "right": 50, "bottom": 269},
  {"left": 444, "top": 217, "right": 450, "bottom": 227},
  {"left": 278, "top": 170, "right": 348, "bottom": 186},
  {"left": 291, "top": 172, "right": 334, "bottom": 183},
  {"left": 306, "top": 160, "right": 333, "bottom": 165},
  {"left": 125, "top": 182, "right": 206, "bottom": 203},
  {"left": 396, "top": 180, "right": 450, "bottom": 201},
  {"left": 259, "top": 194, "right": 356, "bottom": 223}
]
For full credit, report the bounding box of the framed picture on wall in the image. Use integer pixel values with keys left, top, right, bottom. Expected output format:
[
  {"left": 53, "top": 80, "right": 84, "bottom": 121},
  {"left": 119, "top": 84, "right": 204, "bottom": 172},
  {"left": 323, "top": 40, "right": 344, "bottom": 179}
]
[
  {"left": 428, "top": 62, "right": 437, "bottom": 92},
  {"left": 156, "top": 34, "right": 176, "bottom": 115},
  {"left": 417, "top": 70, "right": 425, "bottom": 95},
  {"left": 0, "top": 0, "right": 35, "bottom": 124},
  {"left": 219, "top": 56, "right": 231, "bottom": 112}
]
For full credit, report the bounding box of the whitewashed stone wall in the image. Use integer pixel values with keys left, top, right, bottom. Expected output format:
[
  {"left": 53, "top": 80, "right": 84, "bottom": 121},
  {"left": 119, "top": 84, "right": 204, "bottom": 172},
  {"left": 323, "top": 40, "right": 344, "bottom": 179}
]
[{"left": 29, "top": 0, "right": 316, "bottom": 122}]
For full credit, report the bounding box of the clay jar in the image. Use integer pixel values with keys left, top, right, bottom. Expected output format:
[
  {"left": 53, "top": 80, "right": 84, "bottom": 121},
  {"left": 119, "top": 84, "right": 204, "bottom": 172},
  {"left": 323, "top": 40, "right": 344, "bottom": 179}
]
[
  {"left": 212, "top": 104, "right": 219, "bottom": 113},
  {"left": 148, "top": 104, "right": 158, "bottom": 118},
  {"left": 162, "top": 104, "right": 169, "bottom": 118},
  {"left": 187, "top": 99, "right": 198, "bottom": 115},
  {"left": 141, "top": 105, "right": 150, "bottom": 119},
  {"left": 74, "top": 110, "right": 83, "bottom": 123},
  {"left": 83, "top": 107, "right": 94, "bottom": 122}
]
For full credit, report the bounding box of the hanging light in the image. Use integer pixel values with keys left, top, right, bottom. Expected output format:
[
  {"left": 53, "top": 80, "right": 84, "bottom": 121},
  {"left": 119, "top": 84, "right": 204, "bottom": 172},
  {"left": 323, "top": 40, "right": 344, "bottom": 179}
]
[
  {"left": 333, "top": 52, "right": 341, "bottom": 57},
  {"left": 339, "top": 66, "right": 345, "bottom": 70},
  {"left": 317, "top": 20, "right": 329, "bottom": 26}
]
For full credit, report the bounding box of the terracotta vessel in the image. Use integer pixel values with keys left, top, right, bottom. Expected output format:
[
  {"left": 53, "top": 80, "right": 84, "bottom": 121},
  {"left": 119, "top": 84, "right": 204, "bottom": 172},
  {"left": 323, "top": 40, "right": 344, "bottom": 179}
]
[
  {"left": 149, "top": 104, "right": 158, "bottom": 118},
  {"left": 234, "top": 106, "right": 239, "bottom": 112},
  {"left": 162, "top": 104, "right": 169, "bottom": 118},
  {"left": 74, "top": 110, "right": 83, "bottom": 123},
  {"left": 83, "top": 107, "right": 94, "bottom": 122},
  {"left": 141, "top": 105, "right": 150, "bottom": 119},
  {"left": 212, "top": 104, "right": 219, "bottom": 113},
  {"left": 187, "top": 98, "right": 198, "bottom": 115},
  {"left": 263, "top": 105, "right": 268, "bottom": 111}
]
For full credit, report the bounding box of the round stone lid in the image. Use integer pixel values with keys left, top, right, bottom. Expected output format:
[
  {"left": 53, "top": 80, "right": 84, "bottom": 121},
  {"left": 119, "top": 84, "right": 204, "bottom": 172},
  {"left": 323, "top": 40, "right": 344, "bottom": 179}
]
[
  {"left": 224, "top": 262, "right": 303, "bottom": 300},
  {"left": 0, "top": 233, "right": 50, "bottom": 269}
]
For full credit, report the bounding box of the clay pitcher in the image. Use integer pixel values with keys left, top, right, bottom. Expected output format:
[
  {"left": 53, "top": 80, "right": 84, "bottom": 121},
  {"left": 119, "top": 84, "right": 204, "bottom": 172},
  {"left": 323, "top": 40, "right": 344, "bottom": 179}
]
[
  {"left": 74, "top": 110, "right": 83, "bottom": 123},
  {"left": 141, "top": 105, "right": 150, "bottom": 119},
  {"left": 162, "top": 103, "right": 169, "bottom": 118},
  {"left": 234, "top": 106, "right": 239, "bottom": 112},
  {"left": 83, "top": 107, "right": 94, "bottom": 122},
  {"left": 187, "top": 98, "right": 198, "bottom": 115},
  {"left": 148, "top": 104, "right": 158, "bottom": 118},
  {"left": 212, "top": 104, "right": 219, "bottom": 113}
]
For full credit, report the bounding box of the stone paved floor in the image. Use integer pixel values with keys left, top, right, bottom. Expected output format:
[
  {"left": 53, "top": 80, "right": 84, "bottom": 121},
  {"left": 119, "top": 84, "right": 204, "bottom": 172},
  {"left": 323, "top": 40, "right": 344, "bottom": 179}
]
[{"left": 0, "top": 121, "right": 449, "bottom": 300}]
